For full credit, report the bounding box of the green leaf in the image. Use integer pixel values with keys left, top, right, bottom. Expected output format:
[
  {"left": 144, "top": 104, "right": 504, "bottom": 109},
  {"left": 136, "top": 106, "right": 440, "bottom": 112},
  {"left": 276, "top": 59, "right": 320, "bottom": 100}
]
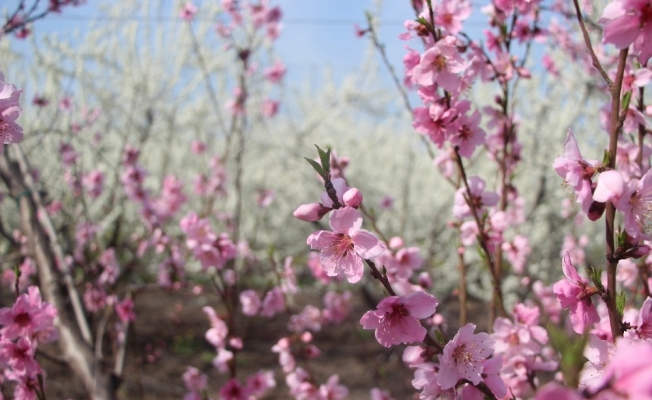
[
  {"left": 315, "top": 145, "right": 331, "bottom": 176},
  {"left": 602, "top": 149, "right": 611, "bottom": 168},
  {"left": 304, "top": 157, "right": 323, "bottom": 177},
  {"left": 547, "top": 323, "right": 588, "bottom": 387},
  {"left": 616, "top": 291, "right": 626, "bottom": 316},
  {"left": 587, "top": 265, "right": 603, "bottom": 291},
  {"left": 415, "top": 17, "right": 429, "bottom": 27},
  {"left": 622, "top": 90, "right": 632, "bottom": 112},
  {"left": 434, "top": 329, "right": 445, "bottom": 345}
]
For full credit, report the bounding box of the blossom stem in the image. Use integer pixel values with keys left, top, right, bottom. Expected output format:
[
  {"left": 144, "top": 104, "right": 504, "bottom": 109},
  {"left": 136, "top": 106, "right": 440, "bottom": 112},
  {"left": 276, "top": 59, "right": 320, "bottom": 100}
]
[
  {"left": 453, "top": 148, "right": 507, "bottom": 320},
  {"left": 571, "top": 0, "right": 612, "bottom": 86},
  {"left": 604, "top": 49, "right": 629, "bottom": 340}
]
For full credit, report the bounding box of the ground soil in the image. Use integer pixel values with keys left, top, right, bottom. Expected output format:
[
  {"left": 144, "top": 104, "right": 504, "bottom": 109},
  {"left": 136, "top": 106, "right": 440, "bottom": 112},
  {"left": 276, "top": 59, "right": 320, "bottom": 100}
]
[{"left": 35, "top": 285, "right": 488, "bottom": 400}]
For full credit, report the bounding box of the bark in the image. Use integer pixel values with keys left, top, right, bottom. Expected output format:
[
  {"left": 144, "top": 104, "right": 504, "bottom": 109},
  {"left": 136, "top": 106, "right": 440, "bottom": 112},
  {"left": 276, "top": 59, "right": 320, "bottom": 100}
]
[{"left": 0, "top": 151, "right": 117, "bottom": 400}]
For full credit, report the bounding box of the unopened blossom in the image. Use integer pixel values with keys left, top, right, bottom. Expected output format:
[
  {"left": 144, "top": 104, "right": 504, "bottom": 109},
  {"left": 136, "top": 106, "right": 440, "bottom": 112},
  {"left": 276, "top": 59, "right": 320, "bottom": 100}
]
[
  {"left": 552, "top": 252, "right": 600, "bottom": 333},
  {"left": 307, "top": 206, "right": 384, "bottom": 283},
  {"left": 0, "top": 71, "right": 25, "bottom": 153},
  {"left": 293, "top": 202, "right": 330, "bottom": 222},
  {"left": 594, "top": 168, "right": 652, "bottom": 239},
  {"left": 360, "top": 291, "right": 438, "bottom": 347},
  {"left": 553, "top": 129, "right": 599, "bottom": 213},
  {"left": 599, "top": 0, "right": 652, "bottom": 63},
  {"left": 437, "top": 323, "right": 495, "bottom": 389}
]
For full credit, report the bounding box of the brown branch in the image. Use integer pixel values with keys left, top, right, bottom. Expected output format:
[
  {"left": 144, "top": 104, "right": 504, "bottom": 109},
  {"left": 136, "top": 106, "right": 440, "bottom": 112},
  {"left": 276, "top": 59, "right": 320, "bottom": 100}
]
[{"left": 571, "top": 0, "right": 612, "bottom": 86}]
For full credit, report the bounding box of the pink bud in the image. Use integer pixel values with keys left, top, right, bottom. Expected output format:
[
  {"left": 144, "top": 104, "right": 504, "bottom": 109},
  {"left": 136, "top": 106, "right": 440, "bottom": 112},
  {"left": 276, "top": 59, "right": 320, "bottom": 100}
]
[
  {"left": 343, "top": 188, "right": 363, "bottom": 208},
  {"left": 402, "top": 346, "right": 426, "bottom": 365},
  {"left": 388, "top": 236, "right": 404, "bottom": 250},
  {"left": 292, "top": 203, "right": 330, "bottom": 221},
  {"left": 229, "top": 337, "right": 243, "bottom": 349},
  {"left": 418, "top": 272, "right": 432, "bottom": 288},
  {"left": 301, "top": 331, "right": 313, "bottom": 343}
]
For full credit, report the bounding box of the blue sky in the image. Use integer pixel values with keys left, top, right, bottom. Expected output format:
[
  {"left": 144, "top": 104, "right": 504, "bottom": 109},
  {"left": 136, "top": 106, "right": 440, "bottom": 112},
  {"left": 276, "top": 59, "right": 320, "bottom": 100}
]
[{"left": 3, "top": 0, "right": 490, "bottom": 90}]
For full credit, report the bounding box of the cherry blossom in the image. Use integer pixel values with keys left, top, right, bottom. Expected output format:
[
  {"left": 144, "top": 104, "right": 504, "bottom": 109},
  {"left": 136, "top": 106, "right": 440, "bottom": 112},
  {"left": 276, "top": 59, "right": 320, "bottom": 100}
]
[
  {"left": 360, "top": 291, "right": 438, "bottom": 347},
  {"left": 599, "top": 0, "right": 652, "bottom": 63},
  {"left": 553, "top": 129, "right": 599, "bottom": 214},
  {"left": 307, "top": 206, "right": 384, "bottom": 283},
  {"left": 437, "top": 323, "right": 495, "bottom": 389},
  {"left": 0, "top": 71, "right": 25, "bottom": 154},
  {"left": 552, "top": 252, "right": 600, "bottom": 333}
]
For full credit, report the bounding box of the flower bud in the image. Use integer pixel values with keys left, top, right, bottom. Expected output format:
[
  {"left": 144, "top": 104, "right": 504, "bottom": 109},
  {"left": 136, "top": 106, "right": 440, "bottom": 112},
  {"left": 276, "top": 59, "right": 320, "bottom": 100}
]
[
  {"left": 292, "top": 203, "right": 329, "bottom": 221},
  {"left": 388, "top": 236, "right": 404, "bottom": 250},
  {"left": 343, "top": 187, "right": 363, "bottom": 208}
]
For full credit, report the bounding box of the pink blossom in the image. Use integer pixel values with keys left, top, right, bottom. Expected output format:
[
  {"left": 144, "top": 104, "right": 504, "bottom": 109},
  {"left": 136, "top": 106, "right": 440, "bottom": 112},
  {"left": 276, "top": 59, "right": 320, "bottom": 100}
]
[
  {"left": 0, "top": 337, "right": 41, "bottom": 378},
  {"left": 370, "top": 387, "right": 394, "bottom": 400},
  {"left": 599, "top": 0, "right": 652, "bottom": 63},
  {"left": 360, "top": 291, "right": 438, "bottom": 347},
  {"left": 535, "top": 382, "right": 582, "bottom": 400},
  {"left": 0, "top": 71, "right": 25, "bottom": 153},
  {"left": 260, "top": 287, "right": 285, "bottom": 317},
  {"left": 219, "top": 378, "right": 248, "bottom": 400},
  {"left": 0, "top": 286, "right": 57, "bottom": 344},
  {"left": 288, "top": 305, "right": 321, "bottom": 332},
  {"left": 115, "top": 298, "right": 136, "bottom": 323},
  {"left": 183, "top": 366, "right": 207, "bottom": 393},
  {"left": 449, "top": 101, "right": 487, "bottom": 158},
  {"left": 179, "top": 1, "right": 197, "bottom": 21},
  {"left": 412, "top": 36, "right": 468, "bottom": 91},
  {"left": 322, "top": 290, "right": 351, "bottom": 324},
  {"left": 635, "top": 296, "right": 652, "bottom": 338},
  {"left": 239, "top": 289, "right": 261, "bottom": 316},
  {"left": 264, "top": 60, "right": 286, "bottom": 83},
  {"left": 579, "top": 334, "right": 614, "bottom": 390},
  {"left": 437, "top": 323, "right": 494, "bottom": 389},
  {"left": 319, "top": 375, "right": 348, "bottom": 400},
  {"left": 203, "top": 306, "right": 228, "bottom": 348},
  {"left": 307, "top": 206, "right": 384, "bottom": 283},
  {"left": 453, "top": 175, "right": 499, "bottom": 219},
  {"left": 502, "top": 235, "right": 531, "bottom": 273},
  {"left": 552, "top": 252, "right": 600, "bottom": 333},
  {"left": 435, "top": 0, "right": 472, "bottom": 35},
  {"left": 261, "top": 98, "right": 279, "bottom": 118},
  {"left": 245, "top": 370, "right": 276, "bottom": 398},
  {"left": 598, "top": 337, "right": 652, "bottom": 397},
  {"left": 553, "top": 129, "right": 599, "bottom": 213}
]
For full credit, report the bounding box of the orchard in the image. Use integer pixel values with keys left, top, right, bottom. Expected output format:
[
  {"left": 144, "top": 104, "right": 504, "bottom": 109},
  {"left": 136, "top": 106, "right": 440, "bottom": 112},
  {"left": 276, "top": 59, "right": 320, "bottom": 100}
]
[{"left": 0, "top": 0, "right": 651, "bottom": 399}]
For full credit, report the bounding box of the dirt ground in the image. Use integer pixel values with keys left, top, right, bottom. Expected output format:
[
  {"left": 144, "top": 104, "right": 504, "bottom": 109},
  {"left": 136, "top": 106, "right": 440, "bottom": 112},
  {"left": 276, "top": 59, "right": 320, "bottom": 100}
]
[{"left": 35, "top": 286, "right": 487, "bottom": 399}]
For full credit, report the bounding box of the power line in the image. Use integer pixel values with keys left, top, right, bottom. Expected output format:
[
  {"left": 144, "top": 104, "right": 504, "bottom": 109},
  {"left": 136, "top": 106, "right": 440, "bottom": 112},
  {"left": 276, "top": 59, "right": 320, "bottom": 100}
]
[{"left": 42, "top": 14, "right": 488, "bottom": 27}]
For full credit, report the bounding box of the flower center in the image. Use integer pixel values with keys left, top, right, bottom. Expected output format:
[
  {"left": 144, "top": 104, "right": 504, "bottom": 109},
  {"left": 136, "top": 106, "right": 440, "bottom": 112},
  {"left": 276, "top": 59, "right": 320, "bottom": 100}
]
[
  {"left": 14, "top": 312, "right": 31, "bottom": 327},
  {"left": 452, "top": 343, "right": 473, "bottom": 364},
  {"left": 332, "top": 233, "right": 355, "bottom": 257},
  {"left": 433, "top": 54, "right": 447, "bottom": 71}
]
